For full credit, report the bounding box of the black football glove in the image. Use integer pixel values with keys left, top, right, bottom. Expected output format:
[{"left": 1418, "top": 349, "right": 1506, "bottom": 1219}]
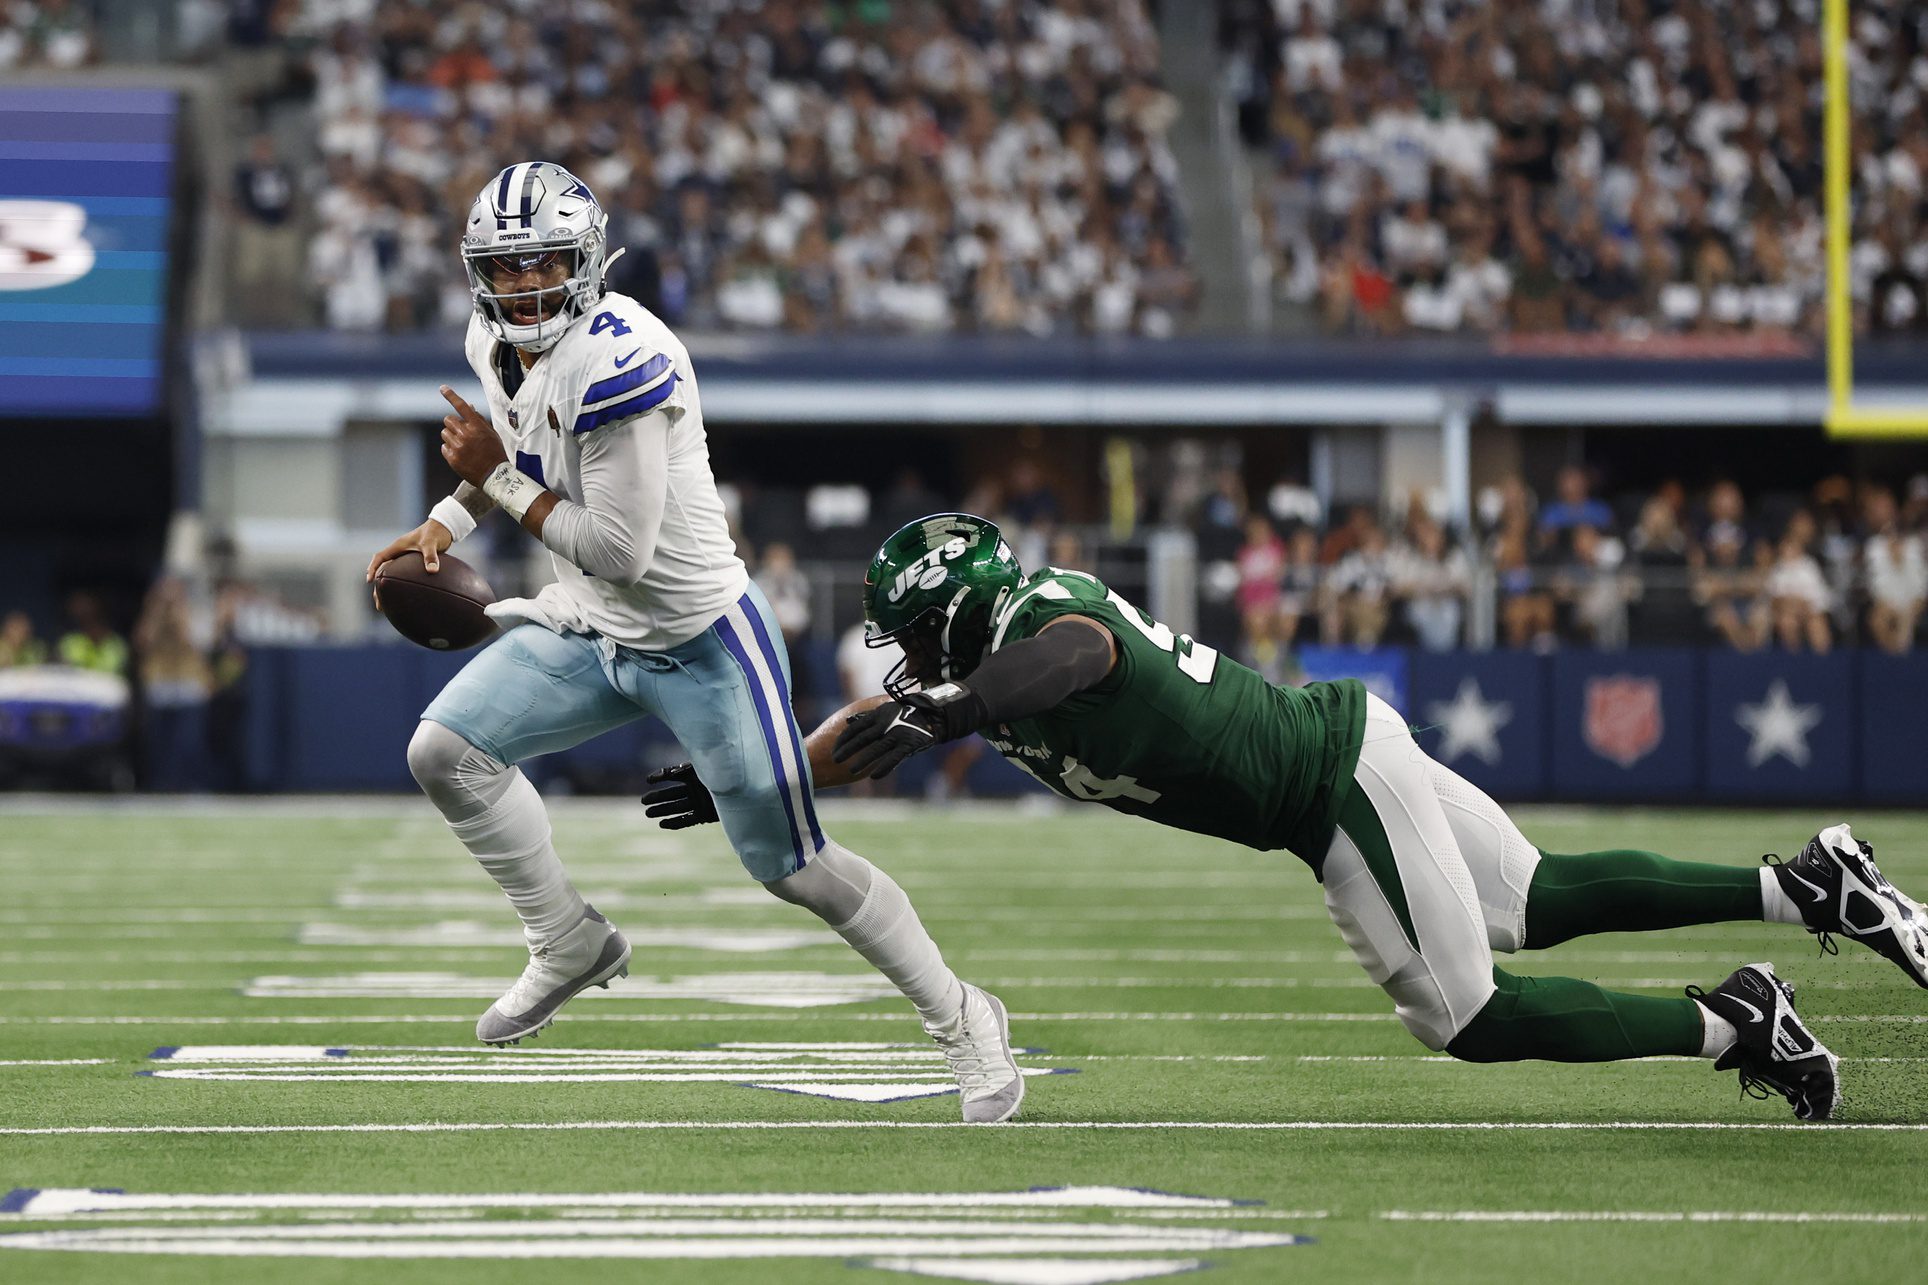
[
  {"left": 832, "top": 684, "right": 983, "bottom": 780},
  {"left": 641, "top": 762, "right": 718, "bottom": 829}
]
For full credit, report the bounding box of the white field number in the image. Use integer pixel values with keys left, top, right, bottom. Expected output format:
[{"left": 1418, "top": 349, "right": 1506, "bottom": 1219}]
[{"left": 1106, "top": 589, "right": 1218, "bottom": 684}]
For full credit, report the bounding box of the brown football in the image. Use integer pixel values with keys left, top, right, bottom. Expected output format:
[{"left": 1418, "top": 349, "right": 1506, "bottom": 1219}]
[{"left": 373, "top": 551, "right": 498, "bottom": 651}]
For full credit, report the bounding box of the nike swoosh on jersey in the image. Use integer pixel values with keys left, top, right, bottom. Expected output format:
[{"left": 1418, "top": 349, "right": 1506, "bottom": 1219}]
[{"left": 613, "top": 348, "right": 642, "bottom": 369}]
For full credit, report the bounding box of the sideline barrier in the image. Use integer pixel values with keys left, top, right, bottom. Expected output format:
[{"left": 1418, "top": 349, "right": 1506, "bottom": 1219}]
[{"left": 234, "top": 643, "right": 1922, "bottom": 804}]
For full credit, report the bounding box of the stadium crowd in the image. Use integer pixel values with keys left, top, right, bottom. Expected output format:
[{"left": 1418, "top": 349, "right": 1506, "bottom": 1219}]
[
  {"left": 1198, "top": 465, "right": 1928, "bottom": 674},
  {"left": 0, "top": 0, "right": 94, "bottom": 68},
  {"left": 1222, "top": 0, "right": 1928, "bottom": 338},
  {"left": 229, "top": 0, "right": 1195, "bottom": 337}
]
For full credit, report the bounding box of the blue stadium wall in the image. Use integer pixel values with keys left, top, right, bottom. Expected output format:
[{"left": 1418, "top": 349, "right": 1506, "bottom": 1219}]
[{"left": 242, "top": 644, "right": 1923, "bottom": 804}]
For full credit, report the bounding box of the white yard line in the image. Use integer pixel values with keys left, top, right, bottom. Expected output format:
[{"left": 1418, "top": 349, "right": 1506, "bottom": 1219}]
[
  {"left": 0, "top": 1059, "right": 112, "bottom": 1067},
  {"left": 2, "top": 1120, "right": 1922, "bottom": 1137},
  {"left": 1380, "top": 1210, "right": 1928, "bottom": 1224},
  {"left": 4, "top": 1010, "right": 1925, "bottom": 1025}
]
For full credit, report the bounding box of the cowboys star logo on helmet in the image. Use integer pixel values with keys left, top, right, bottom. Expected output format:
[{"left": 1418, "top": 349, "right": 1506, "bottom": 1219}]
[{"left": 462, "top": 162, "right": 621, "bottom": 354}]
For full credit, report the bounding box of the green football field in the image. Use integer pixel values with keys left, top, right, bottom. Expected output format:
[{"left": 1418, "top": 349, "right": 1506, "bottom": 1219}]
[{"left": 1, "top": 798, "right": 1924, "bottom": 1284}]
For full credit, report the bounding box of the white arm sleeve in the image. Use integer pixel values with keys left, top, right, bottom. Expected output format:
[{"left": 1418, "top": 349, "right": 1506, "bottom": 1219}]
[{"left": 537, "top": 411, "right": 669, "bottom": 583}]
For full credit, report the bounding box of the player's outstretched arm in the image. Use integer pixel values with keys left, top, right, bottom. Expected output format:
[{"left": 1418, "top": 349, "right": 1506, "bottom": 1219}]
[
  {"left": 831, "top": 618, "right": 1116, "bottom": 780},
  {"left": 639, "top": 696, "right": 890, "bottom": 829}
]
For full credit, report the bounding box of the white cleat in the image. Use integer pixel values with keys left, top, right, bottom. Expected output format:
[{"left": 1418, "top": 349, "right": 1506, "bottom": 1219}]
[
  {"left": 476, "top": 905, "right": 630, "bottom": 1045},
  {"left": 925, "top": 983, "right": 1024, "bottom": 1123},
  {"left": 1767, "top": 823, "right": 1928, "bottom": 989}
]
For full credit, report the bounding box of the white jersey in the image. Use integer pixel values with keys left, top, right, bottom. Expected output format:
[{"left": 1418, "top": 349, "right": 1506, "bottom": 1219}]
[{"left": 461, "top": 292, "right": 747, "bottom": 650}]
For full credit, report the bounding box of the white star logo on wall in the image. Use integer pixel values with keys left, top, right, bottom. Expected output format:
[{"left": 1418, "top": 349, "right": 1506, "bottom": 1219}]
[
  {"left": 1735, "top": 679, "right": 1822, "bottom": 768},
  {"left": 1425, "top": 677, "right": 1512, "bottom": 765}
]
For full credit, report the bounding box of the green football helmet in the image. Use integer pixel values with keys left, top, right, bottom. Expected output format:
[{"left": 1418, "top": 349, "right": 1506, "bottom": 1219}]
[{"left": 862, "top": 513, "right": 1024, "bottom": 698}]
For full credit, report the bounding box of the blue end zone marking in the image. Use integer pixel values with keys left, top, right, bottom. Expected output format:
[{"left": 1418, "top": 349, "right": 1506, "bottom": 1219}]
[
  {"left": 148, "top": 1046, "right": 179, "bottom": 1060},
  {"left": 0, "top": 1189, "right": 38, "bottom": 1214},
  {"left": 134, "top": 1070, "right": 155, "bottom": 1077},
  {"left": 324, "top": 1048, "right": 350, "bottom": 1058}
]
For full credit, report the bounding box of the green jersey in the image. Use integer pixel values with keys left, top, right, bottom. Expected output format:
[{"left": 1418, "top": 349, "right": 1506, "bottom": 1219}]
[{"left": 982, "top": 568, "right": 1366, "bottom": 868}]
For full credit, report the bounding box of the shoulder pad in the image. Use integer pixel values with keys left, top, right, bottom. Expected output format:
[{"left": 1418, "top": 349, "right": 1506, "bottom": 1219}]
[
  {"left": 991, "top": 568, "right": 1107, "bottom": 651},
  {"left": 572, "top": 343, "right": 678, "bottom": 435}
]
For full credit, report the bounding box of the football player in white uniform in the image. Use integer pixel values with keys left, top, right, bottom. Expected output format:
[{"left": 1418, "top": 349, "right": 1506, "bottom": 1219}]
[{"left": 364, "top": 162, "right": 1024, "bottom": 1123}]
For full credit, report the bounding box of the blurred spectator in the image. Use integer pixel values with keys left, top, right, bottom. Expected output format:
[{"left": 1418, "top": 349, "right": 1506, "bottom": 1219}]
[
  {"left": 1234, "top": 513, "right": 1285, "bottom": 639},
  {"left": 753, "top": 541, "right": 811, "bottom": 644},
  {"left": 1554, "top": 525, "right": 1635, "bottom": 650},
  {"left": 232, "top": 133, "right": 302, "bottom": 321},
  {"left": 1538, "top": 466, "right": 1615, "bottom": 545},
  {"left": 1694, "top": 527, "right": 1767, "bottom": 652},
  {"left": 1277, "top": 524, "right": 1321, "bottom": 648},
  {"left": 1866, "top": 545, "right": 1926, "bottom": 654},
  {"left": 205, "top": 588, "right": 253, "bottom": 792},
  {"left": 1392, "top": 518, "right": 1470, "bottom": 652},
  {"left": 1627, "top": 495, "right": 1697, "bottom": 643},
  {"left": 1699, "top": 479, "right": 1754, "bottom": 554},
  {"left": 283, "top": 0, "right": 1188, "bottom": 338},
  {"left": 0, "top": 0, "right": 96, "bottom": 70},
  {"left": 0, "top": 611, "right": 46, "bottom": 668},
  {"left": 57, "top": 592, "right": 127, "bottom": 674},
  {"left": 1765, "top": 517, "right": 1833, "bottom": 653},
  {"left": 133, "top": 578, "right": 212, "bottom": 792},
  {"left": 1492, "top": 514, "right": 1554, "bottom": 650},
  {"left": 1225, "top": 0, "right": 1907, "bottom": 338},
  {"left": 1865, "top": 488, "right": 1927, "bottom": 655},
  {"left": 1324, "top": 520, "right": 1393, "bottom": 648}
]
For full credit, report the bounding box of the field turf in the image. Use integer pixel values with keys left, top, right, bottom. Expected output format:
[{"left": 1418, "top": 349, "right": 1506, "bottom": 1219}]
[{"left": 1, "top": 798, "right": 1924, "bottom": 1283}]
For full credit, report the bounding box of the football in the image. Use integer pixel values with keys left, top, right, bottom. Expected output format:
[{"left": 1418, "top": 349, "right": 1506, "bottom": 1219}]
[{"left": 372, "top": 551, "right": 498, "bottom": 651}]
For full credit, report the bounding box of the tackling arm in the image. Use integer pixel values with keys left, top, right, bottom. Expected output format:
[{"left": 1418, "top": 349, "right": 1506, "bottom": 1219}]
[
  {"left": 640, "top": 619, "right": 1117, "bottom": 828},
  {"left": 830, "top": 616, "right": 1117, "bottom": 779}
]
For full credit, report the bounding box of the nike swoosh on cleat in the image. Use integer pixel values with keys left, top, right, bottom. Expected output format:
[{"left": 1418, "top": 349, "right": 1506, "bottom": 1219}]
[
  {"left": 1731, "top": 998, "right": 1766, "bottom": 1023},
  {"left": 613, "top": 348, "right": 642, "bottom": 369},
  {"left": 1783, "top": 869, "right": 1830, "bottom": 902}
]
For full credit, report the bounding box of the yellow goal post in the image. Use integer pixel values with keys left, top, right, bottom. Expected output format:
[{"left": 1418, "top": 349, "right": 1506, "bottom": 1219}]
[{"left": 1824, "top": 0, "right": 1928, "bottom": 437}]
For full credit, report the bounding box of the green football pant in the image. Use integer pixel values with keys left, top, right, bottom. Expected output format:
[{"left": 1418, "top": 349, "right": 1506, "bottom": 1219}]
[
  {"left": 1324, "top": 695, "right": 1705, "bottom": 1060},
  {"left": 1523, "top": 849, "right": 1764, "bottom": 949}
]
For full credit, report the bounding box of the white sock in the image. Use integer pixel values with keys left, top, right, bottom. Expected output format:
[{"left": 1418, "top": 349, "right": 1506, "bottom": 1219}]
[
  {"left": 823, "top": 848, "right": 963, "bottom": 1025},
  {"left": 1693, "top": 1001, "right": 1739, "bottom": 1059},
  {"left": 1759, "top": 866, "right": 1806, "bottom": 926},
  {"left": 446, "top": 768, "right": 586, "bottom": 945}
]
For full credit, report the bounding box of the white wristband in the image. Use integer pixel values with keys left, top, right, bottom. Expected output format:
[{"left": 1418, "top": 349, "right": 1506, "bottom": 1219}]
[
  {"left": 427, "top": 496, "right": 476, "bottom": 544},
  {"left": 482, "top": 462, "right": 543, "bottom": 522}
]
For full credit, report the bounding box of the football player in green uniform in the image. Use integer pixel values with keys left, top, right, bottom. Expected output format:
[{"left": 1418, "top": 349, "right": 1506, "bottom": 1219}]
[{"left": 645, "top": 514, "right": 1928, "bottom": 1120}]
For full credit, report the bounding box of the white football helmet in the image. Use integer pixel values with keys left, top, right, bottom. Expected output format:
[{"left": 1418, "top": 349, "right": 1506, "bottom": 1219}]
[{"left": 461, "top": 161, "right": 615, "bottom": 353}]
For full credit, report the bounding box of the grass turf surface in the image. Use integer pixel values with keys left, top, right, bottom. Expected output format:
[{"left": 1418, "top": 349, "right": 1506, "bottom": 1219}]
[{"left": 0, "top": 798, "right": 1924, "bottom": 1283}]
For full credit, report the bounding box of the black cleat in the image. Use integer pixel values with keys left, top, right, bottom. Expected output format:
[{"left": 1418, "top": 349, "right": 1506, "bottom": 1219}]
[
  {"left": 1767, "top": 824, "right": 1928, "bottom": 988},
  {"left": 1688, "top": 963, "right": 1839, "bottom": 1121}
]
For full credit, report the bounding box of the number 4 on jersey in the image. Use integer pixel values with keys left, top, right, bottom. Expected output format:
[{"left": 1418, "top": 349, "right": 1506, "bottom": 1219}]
[
  {"left": 589, "top": 311, "right": 631, "bottom": 337},
  {"left": 1105, "top": 589, "right": 1218, "bottom": 684}
]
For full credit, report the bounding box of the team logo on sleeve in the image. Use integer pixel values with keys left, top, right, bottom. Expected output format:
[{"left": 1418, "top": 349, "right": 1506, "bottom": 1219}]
[
  {"left": 0, "top": 201, "right": 96, "bottom": 292},
  {"left": 1583, "top": 674, "right": 1663, "bottom": 768}
]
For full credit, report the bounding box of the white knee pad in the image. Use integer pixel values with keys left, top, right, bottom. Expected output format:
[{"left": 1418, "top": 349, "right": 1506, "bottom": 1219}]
[
  {"left": 407, "top": 720, "right": 515, "bottom": 822},
  {"left": 764, "top": 841, "right": 874, "bottom": 924},
  {"left": 1429, "top": 762, "right": 1541, "bottom": 954}
]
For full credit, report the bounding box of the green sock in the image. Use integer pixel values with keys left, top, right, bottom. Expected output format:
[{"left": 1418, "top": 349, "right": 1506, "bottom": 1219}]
[
  {"left": 1525, "top": 849, "right": 1763, "bottom": 949},
  {"left": 1446, "top": 968, "right": 1704, "bottom": 1063}
]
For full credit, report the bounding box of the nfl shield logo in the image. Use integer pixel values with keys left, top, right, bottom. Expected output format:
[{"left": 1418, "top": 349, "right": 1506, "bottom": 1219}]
[{"left": 1584, "top": 674, "right": 1663, "bottom": 768}]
